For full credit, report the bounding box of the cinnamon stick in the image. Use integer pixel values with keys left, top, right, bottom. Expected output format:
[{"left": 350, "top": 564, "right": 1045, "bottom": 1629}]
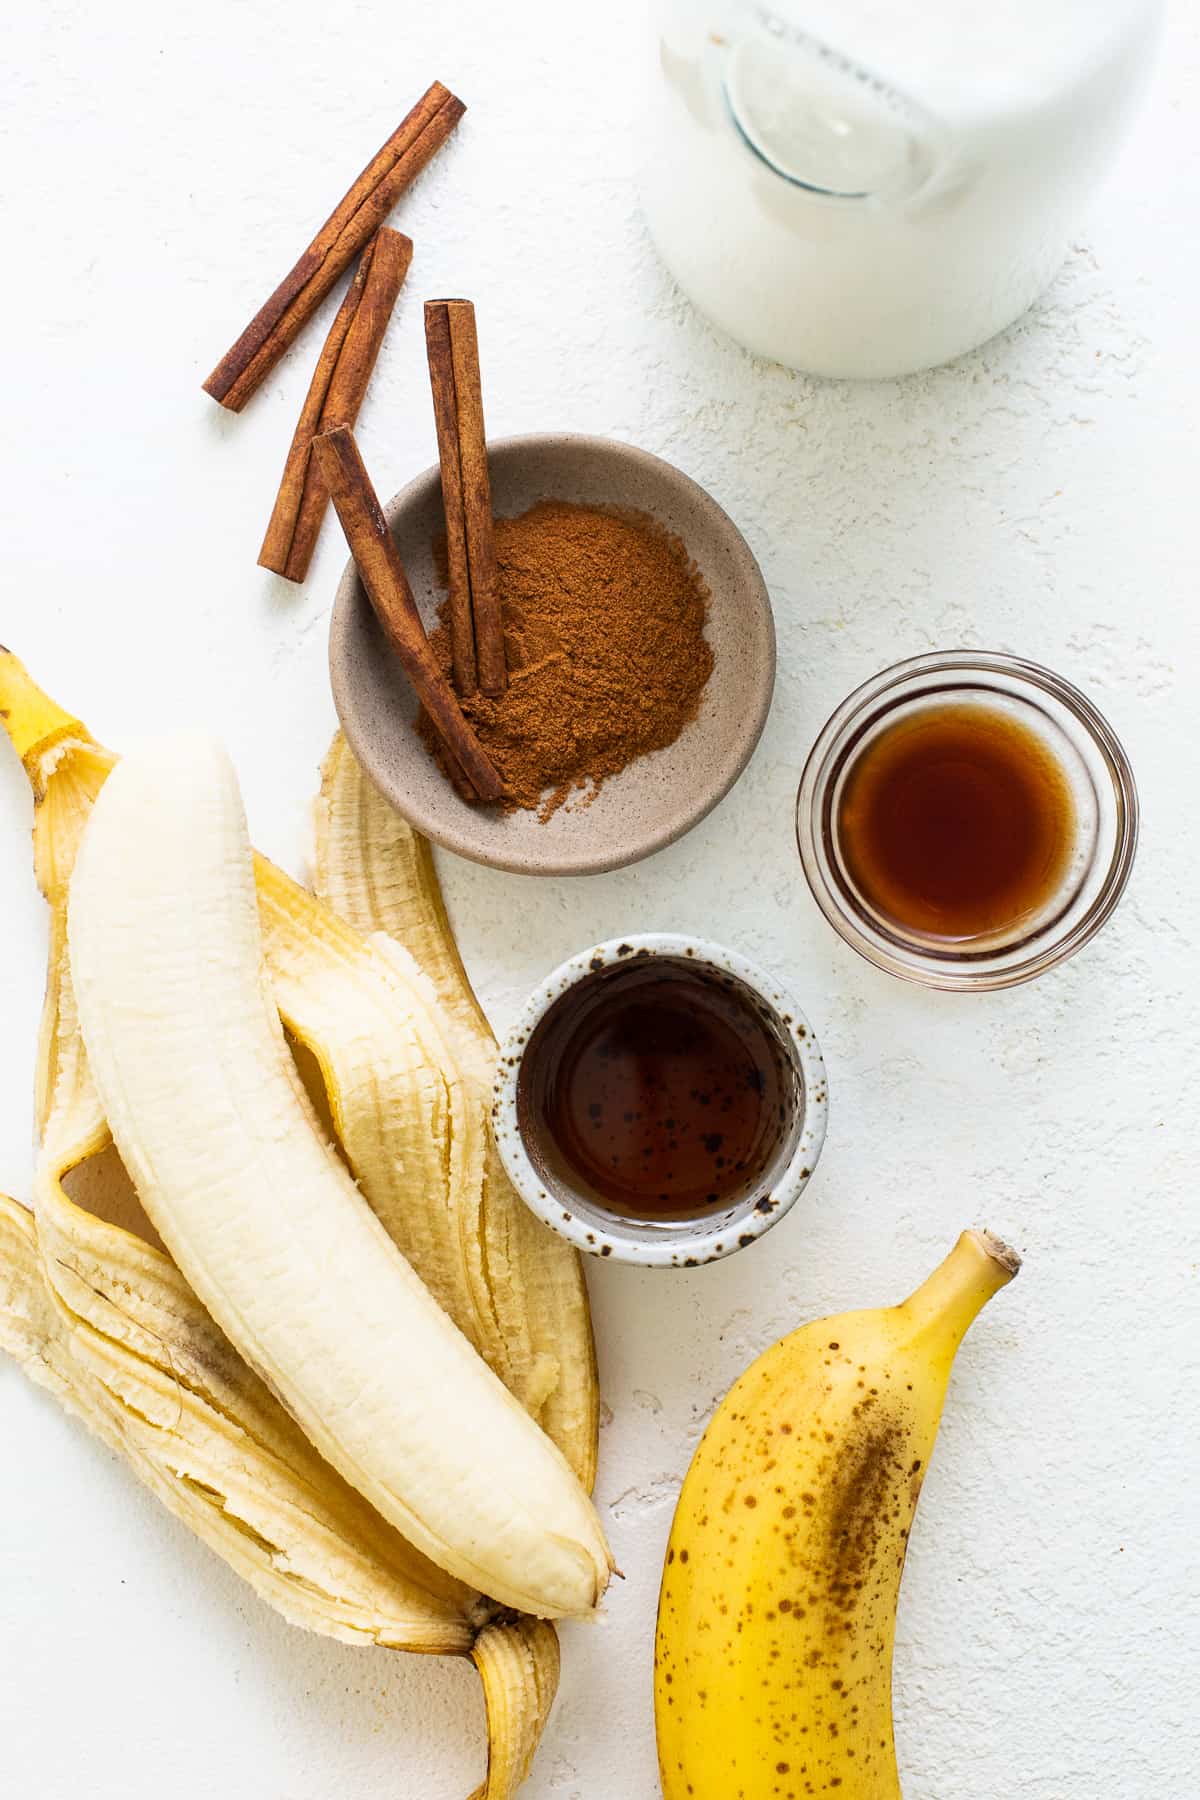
[
  {"left": 259, "top": 229, "right": 412, "bottom": 582},
  {"left": 311, "top": 426, "right": 504, "bottom": 803},
  {"left": 423, "top": 301, "right": 477, "bottom": 696},
  {"left": 204, "top": 82, "right": 464, "bottom": 412},
  {"left": 424, "top": 299, "right": 506, "bottom": 697}
]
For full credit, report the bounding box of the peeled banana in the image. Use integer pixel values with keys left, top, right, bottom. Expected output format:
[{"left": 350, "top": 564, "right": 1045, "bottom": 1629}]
[
  {"left": 0, "top": 649, "right": 603, "bottom": 1796},
  {"left": 68, "top": 733, "right": 610, "bottom": 1618},
  {"left": 655, "top": 1230, "right": 1020, "bottom": 1800}
]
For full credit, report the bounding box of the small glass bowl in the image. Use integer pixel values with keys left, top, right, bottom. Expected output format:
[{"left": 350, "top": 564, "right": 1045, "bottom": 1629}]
[{"left": 796, "top": 652, "right": 1139, "bottom": 991}]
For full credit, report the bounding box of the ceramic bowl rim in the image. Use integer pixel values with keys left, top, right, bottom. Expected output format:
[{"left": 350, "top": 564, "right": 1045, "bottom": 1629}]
[
  {"left": 491, "top": 933, "right": 829, "bottom": 1268},
  {"left": 328, "top": 432, "right": 776, "bottom": 877}
]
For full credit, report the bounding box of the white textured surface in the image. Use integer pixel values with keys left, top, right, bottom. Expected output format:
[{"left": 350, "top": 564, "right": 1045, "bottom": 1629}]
[{"left": 1, "top": 4, "right": 1197, "bottom": 1796}]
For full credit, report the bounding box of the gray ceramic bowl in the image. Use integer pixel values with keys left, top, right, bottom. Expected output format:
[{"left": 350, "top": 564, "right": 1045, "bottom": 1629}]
[{"left": 328, "top": 433, "right": 775, "bottom": 876}]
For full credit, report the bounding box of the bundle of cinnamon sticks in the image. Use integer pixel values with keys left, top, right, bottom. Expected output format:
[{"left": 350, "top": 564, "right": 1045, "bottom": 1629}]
[
  {"left": 205, "top": 80, "right": 464, "bottom": 584},
  {"left": 204, "top": 79, "right": 511, "bottom": 802}
]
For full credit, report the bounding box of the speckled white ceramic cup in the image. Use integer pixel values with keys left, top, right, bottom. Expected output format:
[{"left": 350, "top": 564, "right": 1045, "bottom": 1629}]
[{"left": 492, "top": 934, "right": 828, "bottom": 1269}]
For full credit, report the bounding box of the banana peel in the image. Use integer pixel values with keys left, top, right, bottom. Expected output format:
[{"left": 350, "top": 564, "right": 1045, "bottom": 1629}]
[
  {"left": 0, "top": 649, "right": 593, "bottom": 1796},
  {"left": 469, "top": 1617, "right": 562, "bottom": 1800},
  {"left": 314, "top": 731, "right": 600, "bottom": 1493}
]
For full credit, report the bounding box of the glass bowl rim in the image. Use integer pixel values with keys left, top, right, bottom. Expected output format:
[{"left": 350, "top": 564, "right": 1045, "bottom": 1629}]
[{"left": 795, "top": 650, "right": 1140, "bottom": 992}]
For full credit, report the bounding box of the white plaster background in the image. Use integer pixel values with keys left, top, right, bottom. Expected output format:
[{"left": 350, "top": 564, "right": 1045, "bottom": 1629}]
[{"left": 1, "top": 3, "right": 1197, "bottom": 1795}]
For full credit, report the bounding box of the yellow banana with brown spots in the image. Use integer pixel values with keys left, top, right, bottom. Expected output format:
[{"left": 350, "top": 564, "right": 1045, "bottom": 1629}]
[{"left": 655, "top": 1232, "right": 1020, "bottom": 1800}]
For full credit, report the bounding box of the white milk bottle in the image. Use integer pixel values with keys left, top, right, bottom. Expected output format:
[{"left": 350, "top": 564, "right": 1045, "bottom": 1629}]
[{"left": 643, "top": 0, "right": 1162, "bottom": 377}]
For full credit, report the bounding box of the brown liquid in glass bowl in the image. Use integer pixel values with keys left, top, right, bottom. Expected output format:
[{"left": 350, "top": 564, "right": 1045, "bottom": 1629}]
[{"left": 836, "top": 703, "right": 1077, "bottom": 941}]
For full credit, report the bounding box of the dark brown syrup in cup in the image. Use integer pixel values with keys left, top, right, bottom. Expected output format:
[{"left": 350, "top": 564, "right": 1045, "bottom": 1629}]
[
  {"left": 518, "top": 957, "right": 795, "bottom": 1221},
  {"left": 836, "top": 703, "right": 1077, "bottom": 941}
]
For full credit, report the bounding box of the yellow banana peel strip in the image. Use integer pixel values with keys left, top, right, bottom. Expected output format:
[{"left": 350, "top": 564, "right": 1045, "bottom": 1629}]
[
  {"left": 0, "top": 650, "right": 572, "bottom": 1796},
  {"left": 469, "top": 1617, "right": 562, "bottom": 1800},
  {"left": 315, "top": 731, "right": 600, "bottom": 1492}
]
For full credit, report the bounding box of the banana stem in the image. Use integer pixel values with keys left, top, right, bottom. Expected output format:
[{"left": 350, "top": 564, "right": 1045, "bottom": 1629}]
[
  {"left": 897, "top": 1229, "right": 1021, "bottom": 1355},
  {"left": 0, "top": 650, "right": 86, "bottom": 781}
]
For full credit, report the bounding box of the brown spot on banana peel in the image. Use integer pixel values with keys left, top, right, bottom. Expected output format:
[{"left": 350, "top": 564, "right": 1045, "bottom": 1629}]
[{"left": 819, "top": 1411, "right": 913, "bottom": 1630}]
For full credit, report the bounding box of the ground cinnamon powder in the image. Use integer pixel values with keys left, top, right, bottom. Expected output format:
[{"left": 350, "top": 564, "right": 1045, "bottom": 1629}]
[{"left": 420, "top": 500, "right": 714, "bottom": 818}]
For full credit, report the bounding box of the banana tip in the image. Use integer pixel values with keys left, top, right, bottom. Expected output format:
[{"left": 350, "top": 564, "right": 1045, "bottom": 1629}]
[{"left": 975, "top": 1230, "right": 1022, "bottom": 1277}]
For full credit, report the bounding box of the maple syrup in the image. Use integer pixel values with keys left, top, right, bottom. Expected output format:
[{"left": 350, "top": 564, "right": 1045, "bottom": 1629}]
[
  {"left": 518, "top": 957, "right": 795, "bottom": 1221},
  {"left": 835, "top": 702, "right": 1077, "bottom": 941}
]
